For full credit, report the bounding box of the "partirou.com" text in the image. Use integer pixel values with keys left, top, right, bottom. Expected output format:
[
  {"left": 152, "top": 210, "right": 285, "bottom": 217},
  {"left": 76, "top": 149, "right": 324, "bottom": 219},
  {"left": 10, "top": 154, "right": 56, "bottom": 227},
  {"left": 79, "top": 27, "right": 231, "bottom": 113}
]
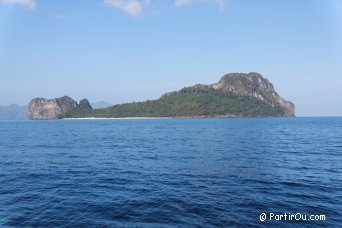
[{"left": 259, "top": 212, "right": 326, "bottom": 222}]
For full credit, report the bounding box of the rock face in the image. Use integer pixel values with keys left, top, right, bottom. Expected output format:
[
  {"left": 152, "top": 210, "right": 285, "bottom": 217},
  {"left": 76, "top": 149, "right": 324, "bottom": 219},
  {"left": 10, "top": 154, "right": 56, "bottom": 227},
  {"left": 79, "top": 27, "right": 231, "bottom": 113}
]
[
  {"left": 78, "top": 99, "right": 92, "bottom": 109},
  {"left": 211, "top": 72, "right": 295, "bottom": 116},
  {"left": 28, "top": 96, "right": 77, "bottom": 120}
]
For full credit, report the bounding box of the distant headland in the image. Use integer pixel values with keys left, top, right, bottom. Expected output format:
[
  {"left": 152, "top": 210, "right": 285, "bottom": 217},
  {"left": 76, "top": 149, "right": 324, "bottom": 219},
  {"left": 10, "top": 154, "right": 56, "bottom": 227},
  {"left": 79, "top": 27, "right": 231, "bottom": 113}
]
[{"left": 28, "top": 72, "right": 295, "bottom": 120}]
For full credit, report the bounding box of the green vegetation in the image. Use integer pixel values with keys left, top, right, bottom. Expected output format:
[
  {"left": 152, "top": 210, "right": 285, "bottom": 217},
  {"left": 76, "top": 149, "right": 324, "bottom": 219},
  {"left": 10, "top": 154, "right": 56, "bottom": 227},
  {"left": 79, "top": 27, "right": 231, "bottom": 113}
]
[{"left": 65, "top": 87, "right": 287, "bottom": 118}]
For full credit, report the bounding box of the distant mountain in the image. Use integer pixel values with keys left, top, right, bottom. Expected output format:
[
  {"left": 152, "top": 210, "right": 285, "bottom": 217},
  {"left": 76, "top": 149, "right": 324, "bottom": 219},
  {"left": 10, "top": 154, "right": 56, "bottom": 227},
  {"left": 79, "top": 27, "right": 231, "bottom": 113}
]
[
  {"left": 28, "top": 72, "right": 295, "bottom": 120},
  {"left": 0, "top": 104, "right": 28, "bottom": 120},
  {"left": 91, "top": 101, "right": 112, "bottom": 109}
]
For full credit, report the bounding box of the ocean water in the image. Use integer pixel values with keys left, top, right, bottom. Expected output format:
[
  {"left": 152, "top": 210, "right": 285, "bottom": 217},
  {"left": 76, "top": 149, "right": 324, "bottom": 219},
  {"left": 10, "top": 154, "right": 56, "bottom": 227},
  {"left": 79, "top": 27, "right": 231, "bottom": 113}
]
[{"left": 0, "top": 118, "right": 341, "bottom": 227}]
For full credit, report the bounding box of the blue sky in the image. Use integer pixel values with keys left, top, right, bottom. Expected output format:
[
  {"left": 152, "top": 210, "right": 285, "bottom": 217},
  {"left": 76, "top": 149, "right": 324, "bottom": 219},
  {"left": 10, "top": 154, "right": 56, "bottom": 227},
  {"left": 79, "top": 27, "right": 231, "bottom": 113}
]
[{"left": 0, "top": 0, "right": 341, "bottom": 116}]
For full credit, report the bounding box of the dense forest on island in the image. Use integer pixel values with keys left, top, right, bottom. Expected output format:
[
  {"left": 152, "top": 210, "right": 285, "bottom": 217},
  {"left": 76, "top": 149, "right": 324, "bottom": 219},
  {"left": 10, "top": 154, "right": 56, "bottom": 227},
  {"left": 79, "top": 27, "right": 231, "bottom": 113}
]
[{"left": 65, "top": 87, "right": 287, "bottom": 118}]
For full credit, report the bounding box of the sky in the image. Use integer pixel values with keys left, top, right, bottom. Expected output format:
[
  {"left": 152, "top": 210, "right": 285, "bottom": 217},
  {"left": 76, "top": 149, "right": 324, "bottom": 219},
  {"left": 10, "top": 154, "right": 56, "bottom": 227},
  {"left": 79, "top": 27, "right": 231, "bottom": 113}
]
[{"left": 0, "top": 0, "right": 341, "bottom": 116}]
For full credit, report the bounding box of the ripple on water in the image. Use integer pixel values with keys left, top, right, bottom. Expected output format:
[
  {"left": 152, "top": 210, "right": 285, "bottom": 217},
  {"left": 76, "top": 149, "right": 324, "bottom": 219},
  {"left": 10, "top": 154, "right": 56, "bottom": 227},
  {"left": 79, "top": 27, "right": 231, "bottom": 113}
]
[{"left": 0, "top": 118, "right": 341, "bottom": 226}]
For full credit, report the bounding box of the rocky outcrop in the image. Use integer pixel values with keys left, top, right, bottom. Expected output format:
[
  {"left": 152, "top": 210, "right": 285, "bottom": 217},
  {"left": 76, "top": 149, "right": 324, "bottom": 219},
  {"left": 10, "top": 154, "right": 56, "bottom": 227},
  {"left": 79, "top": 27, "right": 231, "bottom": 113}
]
[
  {"left": 211, "top": 72, "right": 295, "bottom": 116},
  {"left": 78, "top": 99, "right": 92, "bottom": 109},
  {"left": 28, "top": 96, "right": 77, "bottom": 120}
]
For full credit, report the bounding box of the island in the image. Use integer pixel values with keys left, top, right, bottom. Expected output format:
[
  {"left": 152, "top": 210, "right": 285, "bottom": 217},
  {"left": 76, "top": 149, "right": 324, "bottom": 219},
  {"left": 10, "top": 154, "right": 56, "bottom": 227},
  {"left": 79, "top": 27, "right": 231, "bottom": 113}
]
[{"left": 28, "top": 72, "right": 295, "bottom": 120}]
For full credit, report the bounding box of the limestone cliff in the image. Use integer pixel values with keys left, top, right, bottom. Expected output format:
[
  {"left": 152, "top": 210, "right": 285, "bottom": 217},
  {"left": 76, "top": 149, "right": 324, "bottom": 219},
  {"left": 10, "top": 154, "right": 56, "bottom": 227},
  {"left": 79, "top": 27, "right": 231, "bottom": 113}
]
[
  {"left": 211, "top": 72, "right": 295, "bottom": 116},
  {"left": 78, "top": 99, "right": 92, "bottom": 110},
  {"left": 28, "top": 96, "right": 92, "bottom": 120}
]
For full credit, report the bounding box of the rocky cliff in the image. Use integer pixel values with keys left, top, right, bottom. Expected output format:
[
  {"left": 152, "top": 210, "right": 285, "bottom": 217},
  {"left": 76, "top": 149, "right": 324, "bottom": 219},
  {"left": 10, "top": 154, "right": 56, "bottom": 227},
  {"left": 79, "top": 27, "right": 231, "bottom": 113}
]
[
  {"left": 211, "top": 72, "right": 295, "bottom": 116},
  {"left": 28, "top": 96, "right": 91, "bottom": 120},
  {"left": 78, "top": 99, "right": 92, "bottom": 109}
]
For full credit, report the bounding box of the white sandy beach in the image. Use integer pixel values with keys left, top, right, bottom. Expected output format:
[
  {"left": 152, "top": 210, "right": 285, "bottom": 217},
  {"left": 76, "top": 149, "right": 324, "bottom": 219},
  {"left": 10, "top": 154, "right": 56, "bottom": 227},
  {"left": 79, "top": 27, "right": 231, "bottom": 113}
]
[{"left": 63, "top": 117, "right": 172, "bottom": 120}]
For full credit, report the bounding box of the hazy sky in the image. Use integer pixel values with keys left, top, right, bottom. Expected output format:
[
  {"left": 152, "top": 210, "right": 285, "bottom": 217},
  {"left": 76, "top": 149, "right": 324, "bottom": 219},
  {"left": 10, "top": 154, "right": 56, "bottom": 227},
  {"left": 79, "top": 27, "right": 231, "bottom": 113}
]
[{"left": 0, "top": 0, "right": 341, "bottom": 116}]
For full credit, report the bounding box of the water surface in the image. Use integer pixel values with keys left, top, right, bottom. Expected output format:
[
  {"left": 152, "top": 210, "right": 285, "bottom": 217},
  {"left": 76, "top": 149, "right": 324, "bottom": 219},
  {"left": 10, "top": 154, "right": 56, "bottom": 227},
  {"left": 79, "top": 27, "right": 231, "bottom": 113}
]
[{"left": 0, "top": 118, "right": 341, "bottom": 227}]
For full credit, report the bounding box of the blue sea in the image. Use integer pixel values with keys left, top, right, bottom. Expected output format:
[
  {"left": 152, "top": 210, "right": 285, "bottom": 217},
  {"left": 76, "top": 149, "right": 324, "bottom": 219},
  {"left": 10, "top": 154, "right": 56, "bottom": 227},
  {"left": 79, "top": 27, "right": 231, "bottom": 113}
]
[{"left": 0, "top": 118, "right": 341, "bottom": 227}]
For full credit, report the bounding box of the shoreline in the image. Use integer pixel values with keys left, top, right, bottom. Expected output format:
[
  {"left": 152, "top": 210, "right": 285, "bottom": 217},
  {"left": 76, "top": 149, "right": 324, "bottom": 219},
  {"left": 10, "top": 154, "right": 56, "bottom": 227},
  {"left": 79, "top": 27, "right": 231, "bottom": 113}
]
[
  {"left": 62, "top": 115, "right": 290, "bottom": 120},
  {"left": 63, "top": 117, "right": 174, "bottom": 120}
]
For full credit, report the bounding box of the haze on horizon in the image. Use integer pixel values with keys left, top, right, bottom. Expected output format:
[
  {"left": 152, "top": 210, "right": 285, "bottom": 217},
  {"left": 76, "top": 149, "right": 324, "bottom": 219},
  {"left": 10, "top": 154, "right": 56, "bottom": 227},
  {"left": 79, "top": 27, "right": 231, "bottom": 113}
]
[{"left": 1, "top": 0, "right": 341, "bottom": 117}]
